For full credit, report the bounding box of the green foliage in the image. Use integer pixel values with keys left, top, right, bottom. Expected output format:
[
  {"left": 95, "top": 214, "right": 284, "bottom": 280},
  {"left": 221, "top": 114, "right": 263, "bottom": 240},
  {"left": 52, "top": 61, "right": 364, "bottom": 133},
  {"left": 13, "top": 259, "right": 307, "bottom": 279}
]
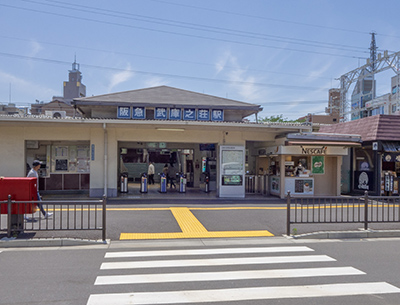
[{"left": 259, "top": 114, "right": 302, "bottom": 123}]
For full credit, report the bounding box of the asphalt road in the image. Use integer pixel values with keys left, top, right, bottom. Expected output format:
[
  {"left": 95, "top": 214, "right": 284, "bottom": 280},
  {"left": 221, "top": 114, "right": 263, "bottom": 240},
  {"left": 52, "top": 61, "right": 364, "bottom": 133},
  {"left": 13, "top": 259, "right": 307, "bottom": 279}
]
[{"left": 1, "top": 237, "right": 400, "bottom": 305}]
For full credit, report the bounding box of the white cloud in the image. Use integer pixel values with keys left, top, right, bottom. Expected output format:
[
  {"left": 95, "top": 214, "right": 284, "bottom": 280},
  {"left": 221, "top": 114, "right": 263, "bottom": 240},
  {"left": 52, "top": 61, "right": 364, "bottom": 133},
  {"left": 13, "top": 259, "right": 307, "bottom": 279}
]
[
  {"left": 0, "top": 70, "right": 57, "bottom": 103},
  {"left": 305, "top": 62, "right": 334, "bottom": 83},
  {"left": 215, "top": 51, "right": 262, "bottom": 101},
  {"left": 29, "top": 40, "right": 43, "bottom": 57},
  {"left": 108, "top": 64, "right": 134, "bottom": 92},
  {"left": 143, "top": 76, "right": 167, "bottom": 88},
  {"left": 215, "top": 50, "right": 231, "bottom": 75}
]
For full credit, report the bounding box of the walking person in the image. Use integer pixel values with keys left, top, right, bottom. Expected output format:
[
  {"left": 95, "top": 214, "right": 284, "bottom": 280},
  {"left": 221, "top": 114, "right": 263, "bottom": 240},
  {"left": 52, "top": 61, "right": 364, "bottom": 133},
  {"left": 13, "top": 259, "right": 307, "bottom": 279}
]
[
  {"left": 148, "top": 162, "right": 155, "bottom": 185},
  {"left": 163, "top": 163, "right": 169, "bottom": 187},
  {"left": 27, "top": 160, "right": 53, "bottom": 219},
  {"left": 168, "top": 162, "right": 177, "bottom": 189}
]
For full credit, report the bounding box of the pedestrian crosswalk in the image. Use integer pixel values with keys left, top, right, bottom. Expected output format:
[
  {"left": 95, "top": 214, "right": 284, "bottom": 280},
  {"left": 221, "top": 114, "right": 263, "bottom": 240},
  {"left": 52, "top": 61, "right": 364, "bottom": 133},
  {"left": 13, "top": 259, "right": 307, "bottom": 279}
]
[{"left": 87, "top": 245, "right": 400, "bottom": 305}]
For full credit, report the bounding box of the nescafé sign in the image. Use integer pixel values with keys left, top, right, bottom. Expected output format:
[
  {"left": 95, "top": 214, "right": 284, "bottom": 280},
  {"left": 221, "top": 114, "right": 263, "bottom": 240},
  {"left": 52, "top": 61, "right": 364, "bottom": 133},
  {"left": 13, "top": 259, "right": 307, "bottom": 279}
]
[{"left": 301, "top": 146, "right": 327, "bottom": 155}]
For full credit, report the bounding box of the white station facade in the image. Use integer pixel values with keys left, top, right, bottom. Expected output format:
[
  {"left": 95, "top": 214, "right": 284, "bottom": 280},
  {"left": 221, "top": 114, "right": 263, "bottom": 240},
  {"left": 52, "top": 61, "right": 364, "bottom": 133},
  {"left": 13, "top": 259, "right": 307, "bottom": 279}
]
[{"left": 0, "top": 86, "right": 361, "bottom": 198}]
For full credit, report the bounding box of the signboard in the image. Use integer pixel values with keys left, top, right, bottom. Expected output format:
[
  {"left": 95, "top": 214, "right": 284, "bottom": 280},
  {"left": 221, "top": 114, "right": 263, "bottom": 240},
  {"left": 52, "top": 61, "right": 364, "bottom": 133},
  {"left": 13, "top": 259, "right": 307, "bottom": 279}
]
[
  {"left": 155, "top": 107, "right": 167, "bottom": 120},
  {"left": 219, "top": 145, "right": 245, "bottom": 198},
  {"left": 294, "top": 179, "right": 313, "bottom": 194},
  {"left": 382, "top": 153, "right": 400, "bottom": 162},
  {"left": 55, "top": 159, "right": 68, "bottom": 171},
  {"left": 311, "top": 156, "right": 325, "bottom": 174},
  {"left": 183, "top": 108, "right": 196, "bottom": 120},
  {"left": 301, "top": 146, "right": 327, "bottom": 155},
  {"left": 265, "top": 145, "right": 348, "bottom": 156},
  {"left": 117, "top": 106, "right": 131, "bottom": 119},
  {"left": 222, "top": 175, "right": 242, "bottom": 185},
  {"left": 199, "top": 144, "right": 215, "bottom": 151},
  {"left": 117, "top": 106, "right": 224, "bottom": 121},
  {"left": 132, "top": 107, "right": 145, "bottom": 119},
  {"left": 271, "top": 177, "right": 280, "bottom": 192},
  {"left": 385, "top": 174, "right": 394, "bottom": 192},
  {"left": 354, "top": 171, "right": 374, "bottom": 191},
  {"left": 221, "top": 150, "right": 244, "bottom": 175},
  {"left": 197, "top": 109, "right": 210, "bottom": 121},
  {"left": 169, "top": 108, "right": 182, "bottom": 120},
  {"left": 211, "top": 109, "right": 223, "bottom": 121},
  {"left": 91, "top": 144, "right": 95, "bottom": 161},
  {"left": 26, "top": 140, "right": 39, "bottom": 149}
]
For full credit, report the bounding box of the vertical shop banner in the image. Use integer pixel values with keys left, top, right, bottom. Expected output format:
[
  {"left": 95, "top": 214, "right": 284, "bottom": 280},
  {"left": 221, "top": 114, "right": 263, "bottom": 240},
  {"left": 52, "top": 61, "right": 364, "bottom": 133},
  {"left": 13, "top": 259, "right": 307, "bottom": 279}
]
[{"left": 311, "top": 156, "right": 325, "bottom": 174}]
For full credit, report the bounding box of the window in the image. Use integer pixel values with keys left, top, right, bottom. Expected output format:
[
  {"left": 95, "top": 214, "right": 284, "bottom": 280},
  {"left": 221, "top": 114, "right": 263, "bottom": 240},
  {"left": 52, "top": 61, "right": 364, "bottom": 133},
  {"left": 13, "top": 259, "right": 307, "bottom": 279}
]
[{"left": 354, "top": 148, "right": 374, "bottom": 171}]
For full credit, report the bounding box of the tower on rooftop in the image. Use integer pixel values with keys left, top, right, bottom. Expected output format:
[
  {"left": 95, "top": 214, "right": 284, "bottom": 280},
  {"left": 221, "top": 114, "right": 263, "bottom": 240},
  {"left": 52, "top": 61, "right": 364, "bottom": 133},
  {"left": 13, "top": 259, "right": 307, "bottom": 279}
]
[{"left": 62, "top": 58, "right": 86, "bottom": 104}]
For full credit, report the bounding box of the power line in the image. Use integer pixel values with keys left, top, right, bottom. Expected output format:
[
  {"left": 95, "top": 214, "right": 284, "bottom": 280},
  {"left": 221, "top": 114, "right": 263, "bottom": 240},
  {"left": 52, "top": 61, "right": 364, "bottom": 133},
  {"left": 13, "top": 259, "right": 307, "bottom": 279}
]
[
  {"left": 0, "top": 34, "right": 334, "bottom": 81},
  {"left": 150, "top": 0, "right": 371, "bottom": 36},
  {"left": 1, "top": 2, "right": 367, "bottom": 60},
  {"left": 261, "top": 100, "right": 328, "bottom": 106},
  {"left": 0, "top": 51, "right": 331, "bottom": 91},
  {"left": 28, "top": 0, "right": 369, "bottom": 54}
]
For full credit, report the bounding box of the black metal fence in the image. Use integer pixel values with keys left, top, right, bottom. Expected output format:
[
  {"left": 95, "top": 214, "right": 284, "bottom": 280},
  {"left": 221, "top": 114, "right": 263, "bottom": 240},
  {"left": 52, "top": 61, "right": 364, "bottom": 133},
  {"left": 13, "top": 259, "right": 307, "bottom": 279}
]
[
  {"left": 1, "top": 195, "right": 106, "bottom": 241},
  {"left": 287, "top": 191, "right": 400, "bottom": 236}
]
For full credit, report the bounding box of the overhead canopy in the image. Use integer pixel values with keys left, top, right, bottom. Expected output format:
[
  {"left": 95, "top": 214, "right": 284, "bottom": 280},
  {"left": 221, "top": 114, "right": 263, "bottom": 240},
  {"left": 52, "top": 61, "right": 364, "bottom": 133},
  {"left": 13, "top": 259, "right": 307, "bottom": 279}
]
[
  {"left": 284, "top": 132, "right": 362, "bottom": 147},
  {"left": 382, "top": 141, "right": 400, "bottom": 152},
  {"left": 287, "top": 141, "right": 361, "bottom": 146}
]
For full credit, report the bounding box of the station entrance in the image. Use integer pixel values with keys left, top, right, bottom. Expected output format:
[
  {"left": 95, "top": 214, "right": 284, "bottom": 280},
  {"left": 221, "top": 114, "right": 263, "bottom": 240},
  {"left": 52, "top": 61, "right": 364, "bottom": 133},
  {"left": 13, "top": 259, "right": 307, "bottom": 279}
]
[{"left": 118, "top": 142, "right": 217, "bottom": 196}]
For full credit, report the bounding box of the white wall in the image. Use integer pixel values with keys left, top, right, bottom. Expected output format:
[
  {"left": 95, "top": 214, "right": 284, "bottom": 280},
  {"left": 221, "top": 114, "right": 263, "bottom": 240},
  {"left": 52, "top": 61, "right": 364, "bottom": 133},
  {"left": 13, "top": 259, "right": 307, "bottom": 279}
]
[{"left": 0, "top": 120, "right": 305, "bottom": 197}]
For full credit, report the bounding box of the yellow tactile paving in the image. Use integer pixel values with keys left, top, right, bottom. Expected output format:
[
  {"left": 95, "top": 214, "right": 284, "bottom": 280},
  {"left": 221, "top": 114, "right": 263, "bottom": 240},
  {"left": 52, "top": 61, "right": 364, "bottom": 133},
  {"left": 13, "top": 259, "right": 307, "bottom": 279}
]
[
  {"left": 119, "top": 206, "right": 274, "bottom": 240},
  {"left": 170, "top": 207, "right": 208, "bottom": 233},
  {"left": 120, "top": 230, "right": 274, "bottom": 240}
]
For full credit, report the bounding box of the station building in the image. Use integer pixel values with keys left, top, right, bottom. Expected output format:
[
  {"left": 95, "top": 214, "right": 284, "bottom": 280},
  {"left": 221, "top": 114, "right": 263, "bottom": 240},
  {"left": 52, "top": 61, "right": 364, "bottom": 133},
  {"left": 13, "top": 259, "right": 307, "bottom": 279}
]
[{"left": 0, "top": 85, "right": 361, "bottom": 199}]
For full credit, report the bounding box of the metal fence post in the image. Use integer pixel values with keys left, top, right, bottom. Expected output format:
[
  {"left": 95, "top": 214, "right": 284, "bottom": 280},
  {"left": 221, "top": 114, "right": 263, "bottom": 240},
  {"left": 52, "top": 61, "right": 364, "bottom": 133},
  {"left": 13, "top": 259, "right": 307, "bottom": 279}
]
[
  {"left": 7, "top": 194, "right": 12, "bottom": 238},
  {"left": 102, "top": 195, "right": 107, "bottom": 242},
  {"left": 286, "top": 191, "right": 291, "bottom": 236},
  {"left": 364, "top": 191, "right": 369, "bottom": 230}
]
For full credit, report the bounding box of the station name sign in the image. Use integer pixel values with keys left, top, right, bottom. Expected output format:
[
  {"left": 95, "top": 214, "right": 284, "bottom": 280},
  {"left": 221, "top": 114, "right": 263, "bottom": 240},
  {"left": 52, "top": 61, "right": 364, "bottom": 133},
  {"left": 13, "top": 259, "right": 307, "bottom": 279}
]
[
  {"left": 301, "top": 146, "right": 327, "bottom": 155},
  {"left": 117, "top": 106, "right": 224, "bottom": 121}
]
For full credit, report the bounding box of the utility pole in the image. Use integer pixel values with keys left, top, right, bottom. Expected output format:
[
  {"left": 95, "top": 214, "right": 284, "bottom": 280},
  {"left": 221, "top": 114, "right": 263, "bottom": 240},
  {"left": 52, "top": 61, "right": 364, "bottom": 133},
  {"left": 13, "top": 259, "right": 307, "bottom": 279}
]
[
  {"left": 370, "top": 32, "right": 377, "bottom": 72},
  {"left": 369, "top": 32, "right": 377, "bottom": 104}
]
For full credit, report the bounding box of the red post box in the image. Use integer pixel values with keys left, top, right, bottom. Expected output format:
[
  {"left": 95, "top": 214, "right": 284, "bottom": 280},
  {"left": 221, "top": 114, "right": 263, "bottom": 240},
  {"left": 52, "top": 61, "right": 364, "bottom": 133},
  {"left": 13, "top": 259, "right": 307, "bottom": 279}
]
[{"left": 0, "top": 177, "right": 38, "bottom": 214}]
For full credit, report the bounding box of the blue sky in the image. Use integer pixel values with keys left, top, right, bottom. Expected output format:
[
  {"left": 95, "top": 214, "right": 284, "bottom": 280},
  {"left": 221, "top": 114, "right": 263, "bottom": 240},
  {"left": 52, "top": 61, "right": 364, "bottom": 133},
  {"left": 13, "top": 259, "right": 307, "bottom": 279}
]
[{"left": 1, "top": 0, "right": 400, "bottom": 120}]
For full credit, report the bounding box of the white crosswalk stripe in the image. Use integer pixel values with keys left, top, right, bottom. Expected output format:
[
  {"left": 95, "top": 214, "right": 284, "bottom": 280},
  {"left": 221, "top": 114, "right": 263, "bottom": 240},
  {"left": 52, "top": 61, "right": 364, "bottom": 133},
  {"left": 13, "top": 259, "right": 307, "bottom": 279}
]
[
  {"left": 87, "top": 282, "right": 400, "bottom": 305},
  {"left": 100, "top": 254, "right": 335, "bottom": 270},
  {"left": 104, "top": 246, "right": 314, "bottom": 258},
  {"left": 87, "top": 245, "right": 400, "bottom": 305},
  {"left": 95, "top": 266, "right": 364, "bottom": 285}
]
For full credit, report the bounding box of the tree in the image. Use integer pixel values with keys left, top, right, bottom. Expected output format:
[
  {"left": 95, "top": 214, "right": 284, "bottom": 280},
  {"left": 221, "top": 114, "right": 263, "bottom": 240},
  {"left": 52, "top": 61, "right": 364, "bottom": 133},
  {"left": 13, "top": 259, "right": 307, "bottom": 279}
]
[{"left": 258, "top": 114, "right": 303, "bottom": 123}]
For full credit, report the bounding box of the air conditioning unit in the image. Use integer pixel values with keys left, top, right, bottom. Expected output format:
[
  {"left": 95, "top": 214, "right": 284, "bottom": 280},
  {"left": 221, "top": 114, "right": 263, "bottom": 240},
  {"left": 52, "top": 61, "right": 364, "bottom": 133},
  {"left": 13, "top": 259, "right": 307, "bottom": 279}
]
[{"left": 45, "top": 111, "right": 66, "bottom": 118}]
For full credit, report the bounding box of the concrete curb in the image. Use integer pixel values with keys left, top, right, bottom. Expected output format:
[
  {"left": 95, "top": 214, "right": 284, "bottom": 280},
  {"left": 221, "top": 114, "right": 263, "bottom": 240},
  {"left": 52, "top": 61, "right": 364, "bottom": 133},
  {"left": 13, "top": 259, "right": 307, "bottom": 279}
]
[
  {"left": 0, "top": 238, "right": 110, "bottom": 248},
  {"left": 289, "top": 230, "right": 400, "bottom": 239}
]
